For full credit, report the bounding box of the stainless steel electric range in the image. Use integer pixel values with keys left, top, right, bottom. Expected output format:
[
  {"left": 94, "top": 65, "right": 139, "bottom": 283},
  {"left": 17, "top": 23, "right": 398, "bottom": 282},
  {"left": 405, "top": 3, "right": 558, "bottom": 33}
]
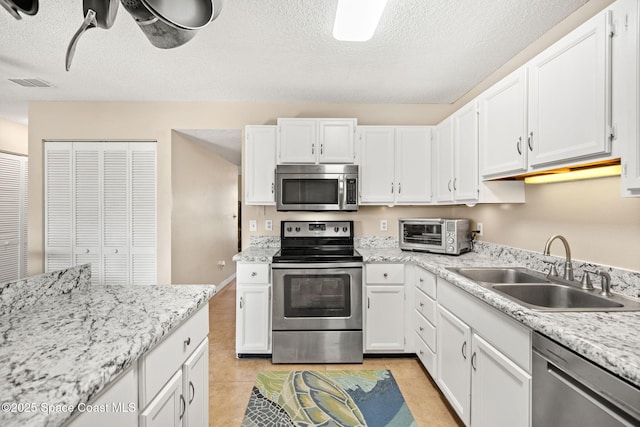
[{"left": 271, "top": 220, "right": 363, "bottom": 364}]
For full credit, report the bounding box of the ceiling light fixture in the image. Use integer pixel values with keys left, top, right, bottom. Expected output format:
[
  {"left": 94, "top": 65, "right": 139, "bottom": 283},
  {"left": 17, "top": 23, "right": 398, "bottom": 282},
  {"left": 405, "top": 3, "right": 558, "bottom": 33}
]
[
  {"left": 523, "top": 164, "right": 621, "bottom": 184},
  {"left": 333, "top": 0, "right": 388, "bottom": 42}
]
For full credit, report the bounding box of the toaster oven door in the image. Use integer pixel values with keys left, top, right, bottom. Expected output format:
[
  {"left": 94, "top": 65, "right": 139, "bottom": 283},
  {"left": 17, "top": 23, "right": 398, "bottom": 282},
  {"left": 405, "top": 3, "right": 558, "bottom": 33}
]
[{"left": 401, "top": 222, "right": 446, "bottom": 252}]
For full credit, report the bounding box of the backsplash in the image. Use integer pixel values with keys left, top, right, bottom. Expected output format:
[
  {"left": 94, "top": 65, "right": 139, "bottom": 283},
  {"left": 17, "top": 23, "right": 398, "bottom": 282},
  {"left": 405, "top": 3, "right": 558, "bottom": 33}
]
[{"left": 0, "top": 264, "right": 91, "bottom": 316}]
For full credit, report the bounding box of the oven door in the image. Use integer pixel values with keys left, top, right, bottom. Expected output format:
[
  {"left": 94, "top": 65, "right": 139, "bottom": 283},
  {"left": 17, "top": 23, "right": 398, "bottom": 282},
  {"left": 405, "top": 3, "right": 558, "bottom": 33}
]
[
  {"left": 276, "top": 173, "right": 344, "bottom": 211},
  {"left": 272, "top": 264, "right": 362, "bottom": 331}
]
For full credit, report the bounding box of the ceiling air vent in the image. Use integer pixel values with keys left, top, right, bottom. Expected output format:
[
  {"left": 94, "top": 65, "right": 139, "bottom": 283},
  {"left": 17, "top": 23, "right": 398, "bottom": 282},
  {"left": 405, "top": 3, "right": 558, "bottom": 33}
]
[{"left": 9, "top": 78, "right": 51, "bottom": 87}]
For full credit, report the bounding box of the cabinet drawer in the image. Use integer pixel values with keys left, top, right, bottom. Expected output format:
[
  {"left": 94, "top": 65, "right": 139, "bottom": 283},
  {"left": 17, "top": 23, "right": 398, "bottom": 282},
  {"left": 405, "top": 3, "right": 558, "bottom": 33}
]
[
  {"left": 415, "top": 333, "right": 436, "bottom": 379},
  {"left": 415, "top": 311, "right": 436, "bottom": 352},
  {"left": 140, "top": 304, "right": 209, "bottom": 407},
  {"left": 415, "top": 289, "right": 436, "bottom": 324},
  {"left": 415, "top": 267, "right": 436, "bottom": 298},
  {"left": 365, "top": 264, "right": 404, "bottom": 284},
  {"left": 237, "top": 263, "right": 270, "bottom": 283}
]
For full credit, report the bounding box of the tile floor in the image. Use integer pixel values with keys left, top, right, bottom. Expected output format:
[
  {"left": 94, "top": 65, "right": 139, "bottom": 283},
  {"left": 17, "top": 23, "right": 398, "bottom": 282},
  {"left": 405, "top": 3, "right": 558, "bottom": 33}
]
[{"left": 208, "top": 281, "right": 463, "bottom": 427}]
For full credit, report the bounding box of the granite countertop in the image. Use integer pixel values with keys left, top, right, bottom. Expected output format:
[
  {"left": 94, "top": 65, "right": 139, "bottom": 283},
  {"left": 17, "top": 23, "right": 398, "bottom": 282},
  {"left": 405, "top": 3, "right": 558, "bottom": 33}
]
[
  {"left": 0, "top": 284, "right": 216, "bottom": 427},
  {"left": 234, "top": 244, "right": 640, "bottom": 388}
]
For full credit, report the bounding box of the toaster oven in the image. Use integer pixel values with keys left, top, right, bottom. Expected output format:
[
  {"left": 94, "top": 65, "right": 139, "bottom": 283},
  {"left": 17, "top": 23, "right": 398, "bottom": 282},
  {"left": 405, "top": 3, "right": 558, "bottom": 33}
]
[{"left": 399, "top": 218, "right": 471, "bottom": 255}]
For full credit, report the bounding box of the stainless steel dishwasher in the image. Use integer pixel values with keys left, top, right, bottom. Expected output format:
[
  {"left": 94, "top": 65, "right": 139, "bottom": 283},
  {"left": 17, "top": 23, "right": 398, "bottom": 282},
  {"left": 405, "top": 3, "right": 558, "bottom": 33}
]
[{"left": 533, "top": 332, "right": 640, "bottom": 427}]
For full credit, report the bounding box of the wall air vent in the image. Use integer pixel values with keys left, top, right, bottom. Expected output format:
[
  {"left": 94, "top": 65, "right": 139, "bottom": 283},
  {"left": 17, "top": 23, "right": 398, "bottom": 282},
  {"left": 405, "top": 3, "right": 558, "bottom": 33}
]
[{"left": 9, "top": 78, "right": 51, "bottom": 87}]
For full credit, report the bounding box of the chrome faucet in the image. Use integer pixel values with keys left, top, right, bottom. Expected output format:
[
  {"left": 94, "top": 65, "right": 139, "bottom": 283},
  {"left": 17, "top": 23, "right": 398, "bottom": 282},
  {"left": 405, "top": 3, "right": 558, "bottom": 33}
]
[
  {"left": 543, "top": 234, "right": 574, "bottom": 281},
  {"left": 586, "top": 269, "right": 613, "bottom": 297}
]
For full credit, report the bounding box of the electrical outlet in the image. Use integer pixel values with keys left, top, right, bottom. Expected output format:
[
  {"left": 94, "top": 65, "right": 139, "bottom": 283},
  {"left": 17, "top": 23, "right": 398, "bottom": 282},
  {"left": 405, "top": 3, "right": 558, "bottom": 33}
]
[
  {"left": 477, "top": 222, "right": 483, "bottom": 236},
  {"left": 249, "top": 220, "right": 257, "bottom": 232},
  {"left": 217, "top": 260, "right": 226, "bottom": 270},
  {"left": 265, "top": 220, "right": 273, "bottom": 231},
  {"left": 380, "top": 219, "right": 388, "bottom": 231}
]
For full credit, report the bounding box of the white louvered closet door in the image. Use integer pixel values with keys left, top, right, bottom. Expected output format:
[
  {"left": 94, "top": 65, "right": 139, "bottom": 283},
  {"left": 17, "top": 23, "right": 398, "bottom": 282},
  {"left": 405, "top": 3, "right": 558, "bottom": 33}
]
[
  {"left": 130, "top": 143, "right": 156, "bottom": 285},
  {"left": 103, "top": 143, "right": 130, "bottom": 285},
  {"left": 73, "top": 143, "right": 102, "bottom": 285},
  {"left": 45, "top": 142, "right": 73, "bottom": 272},
  {"left": 0, "top": 152, "right": 28, "bottom": 282}
]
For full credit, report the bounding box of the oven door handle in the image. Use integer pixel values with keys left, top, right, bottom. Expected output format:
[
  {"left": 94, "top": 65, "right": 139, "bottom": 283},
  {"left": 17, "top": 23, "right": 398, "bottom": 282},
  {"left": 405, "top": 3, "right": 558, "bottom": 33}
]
[{"left": 271, "top": 262, "right": 364, "bottom": 269}]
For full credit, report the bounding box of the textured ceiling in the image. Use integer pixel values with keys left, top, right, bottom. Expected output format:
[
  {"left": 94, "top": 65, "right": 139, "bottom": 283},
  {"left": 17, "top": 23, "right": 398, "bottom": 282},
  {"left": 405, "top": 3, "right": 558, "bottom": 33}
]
[{"left": 0, "top": 0, "right": 590, "bottom": 124}]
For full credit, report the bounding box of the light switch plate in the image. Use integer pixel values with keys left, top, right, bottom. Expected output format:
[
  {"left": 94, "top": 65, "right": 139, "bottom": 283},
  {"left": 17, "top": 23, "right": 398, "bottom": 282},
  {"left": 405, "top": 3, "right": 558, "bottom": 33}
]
[
  {"left": 249, "top": 220, "right": 257, "bottom": 232},
  {"left": 265, "top": 220, "right": 273, "bottom": 231}
]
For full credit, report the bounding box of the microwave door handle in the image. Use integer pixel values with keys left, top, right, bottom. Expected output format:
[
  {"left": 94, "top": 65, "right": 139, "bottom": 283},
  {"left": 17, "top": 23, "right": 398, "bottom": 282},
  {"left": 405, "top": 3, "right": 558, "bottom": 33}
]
[{"left": 339, "top": 178, "right": 346, "bottom": 208}]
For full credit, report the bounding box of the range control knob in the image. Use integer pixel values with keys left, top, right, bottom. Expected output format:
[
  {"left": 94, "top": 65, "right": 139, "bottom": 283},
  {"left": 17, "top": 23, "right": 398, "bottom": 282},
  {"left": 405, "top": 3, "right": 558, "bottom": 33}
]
[
  {"left": 334, "top": 226, "right": 340, "bottom": 233},
  {"left": 295, "top": 227, "right": 301, "bottom": 232},
  {"left": 286, "top": 226, "right": 292, "bottom": 232}
]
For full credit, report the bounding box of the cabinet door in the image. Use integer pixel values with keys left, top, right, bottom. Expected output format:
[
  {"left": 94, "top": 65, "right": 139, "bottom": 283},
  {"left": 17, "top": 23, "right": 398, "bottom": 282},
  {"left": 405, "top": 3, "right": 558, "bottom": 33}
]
[
  {"left": 614, "top": 0, "right": 640, "bottom": 194},
  {"left": 318, "top": 119, "right": 355, "bottom": 163},
  {"left": 436, "top": 305, "right": 471, "bottom": 426},
  {"left": 130, "top": 143, "right": 157, "bottom": 285},
  {"left": 358, "top": 127, "right": 395, "bottom": 204},
  {"left": 395, "top": 127, "right": 432, "bottom": 203},
  {"left": 0, "top": 153, "right": 28, "bottom": 282},
  {"left": 236, "top": 284, "right": 271, "bottom": 353},
  {"left": 365, "top": 285, "right": 405, "bottom": 352},
  {"left": 471, "top": 334, "right": 531, "bottom": 427},
  {"left": 277, "top": 119, "right": 317, "bottom": 163},
  {"left": 103, "top": 143, "right": 130, "bottom": 285},
  {"left": 73, "top": 143, "right": 103, "bottom": 285},
  {"left": 244, "top": 126, "right": 277, "bottom": 205},
  {"left": 183, "top": 338, "right": 209, "bottom": 427},
  {"left": 479, "top": 67, "right": 528, "bottom": 178},
  {"left": 528, "top": 11, "right": 611, "bottom": 168},
  {"left": 140, "top": 370, "right": 184, "bottom": 427},
  {"left": 434, "top": 118, "right": 455, "bottom": 203},
  {"left": 453, "top": 101, "right": 479, "bottom": 203}
]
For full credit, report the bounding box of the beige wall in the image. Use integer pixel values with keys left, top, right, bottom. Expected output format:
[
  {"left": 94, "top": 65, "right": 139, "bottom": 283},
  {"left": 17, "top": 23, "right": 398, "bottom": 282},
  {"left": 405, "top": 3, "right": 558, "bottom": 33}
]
[
  {"left": 0, "top": 117, "right": 28, "bottom": 155},
  {"left": 454, "top": 177, "right": 640, "bottom": 270},
  {"left": 171, "top": 132, "right": 238, "bottom": 284},
  {"left": 28, "top": 102, "right": 449, "bottom": 282}
]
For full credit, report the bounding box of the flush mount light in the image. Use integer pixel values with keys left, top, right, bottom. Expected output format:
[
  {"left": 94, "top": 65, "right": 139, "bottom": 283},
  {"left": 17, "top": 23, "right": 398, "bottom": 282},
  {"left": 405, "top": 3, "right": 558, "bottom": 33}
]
[
  {"left": 333, "top": 0, "right": 388, "bottom": 42},
  {"left": 524, "top": 164, "right": 621, "bottom": 184}
]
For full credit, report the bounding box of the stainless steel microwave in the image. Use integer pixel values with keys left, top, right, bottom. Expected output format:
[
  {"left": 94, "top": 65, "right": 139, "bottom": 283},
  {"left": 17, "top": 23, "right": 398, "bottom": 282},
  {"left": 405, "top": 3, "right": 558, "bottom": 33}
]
[
  {"left": 276, "top": 164, "right": 358, "bottom": 211},
  {"left": 399, "top": 218, "right": 471, "bottom": 255}
]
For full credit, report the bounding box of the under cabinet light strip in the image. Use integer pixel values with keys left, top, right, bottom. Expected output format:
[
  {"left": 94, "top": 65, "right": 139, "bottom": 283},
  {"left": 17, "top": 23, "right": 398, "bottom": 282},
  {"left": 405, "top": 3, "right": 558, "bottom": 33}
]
[{"left": 524, "top": 165, "right": 621, "bottom": 184}]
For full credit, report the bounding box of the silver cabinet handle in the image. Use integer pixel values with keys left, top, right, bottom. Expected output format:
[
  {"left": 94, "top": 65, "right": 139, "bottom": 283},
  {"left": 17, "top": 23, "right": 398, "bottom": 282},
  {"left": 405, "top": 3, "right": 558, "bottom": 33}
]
[
  {"left": 419, "top": 326, "right": 424, "bottom": 332},
  {"left": 189, "top": 381, "right": 195, "bottom": 404},
  {"left": 114, "top": 249, "right": 118, "bottom": 254},
  {"left": 419, "top": 302, "right": 424, "bottom": 307},
  {"left": 251, "top": 271, "right": 257, "bottom": 277},
  {"left": 391, "top": 182, "right": 394, "bottom": 194},
  {"left": 311, "top": 143, "right": 315, "bottom": 155},
  {"left": 271, "top": 183, "right": 274, "bottom": 194},
  {"left": 453, "top": 178, "right": 457, "bottom": 191},
  {"left": 239, "top": 296, "right": 244, "bottom": 309},
  {"left": 367, "top": 297, "right": 370, "bottom": 309},
  {"left": 184, "top": 337, "right": 191, "bottom": 346},
  {"left": 419, "top": 349, "right": 424, "bottom": 356},
  {"left": 85, "top": 249, "right": 90, "bottom": 254},
  {"left": 528, "top": 131, "right": 533, "bottom": 151},
  {"left": 516, "top": 136, "right": 522, "bottom": 155},
  {"left": 383, "top": 273, "right": 388, "bottom": 278},
  {"left": 461, "top": 341, "right": 467, "bottom": 360},
  {"left": 398, "top": 182, "right": 401, "bottom": 194},
  {"left": 419, "top": 277, "right": 424, "bottom": 283},
  {"left": 179, "top": 394, "right": 186, "bottom": 420},
  {"left": 447, "top": 180, "right": 452, "bottom": 192},
  {"left": 471, "top": 352, "right": 477, "bottom": 371},
  {"left": 320, "top": 144, "right": 324, "bottom": 155}
]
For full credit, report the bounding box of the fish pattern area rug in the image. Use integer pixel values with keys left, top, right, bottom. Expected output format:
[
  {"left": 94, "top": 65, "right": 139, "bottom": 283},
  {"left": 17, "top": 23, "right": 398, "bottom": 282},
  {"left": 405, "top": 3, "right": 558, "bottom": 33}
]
[{"left": 241, "top": 369, "right": 417, "bottom": 427}]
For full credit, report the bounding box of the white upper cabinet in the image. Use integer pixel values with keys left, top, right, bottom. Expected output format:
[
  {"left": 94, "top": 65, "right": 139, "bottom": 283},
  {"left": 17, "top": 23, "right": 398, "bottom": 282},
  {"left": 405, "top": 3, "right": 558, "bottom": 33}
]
[
  {"left": 479, "top": 67, "right": 529, "bottom": 178},
  {"left": 453, "top": 101, "right": 480, "bottom": 202},
  {"left": 614, "top": 0, "right": 640, "bottom": 196},
  {"left": 277, "top": 118, "right": 356, "bottom": 164},
  {"left": 527, "top": 10, "right": 613, "bottom": 168},
  {"left": 359, "top": 126, "right": 433, "bottom": 204},
  {"left": 434, "top": 117, "right": 455, "bottom": 203},
  {"left": 244, "top": 126, "right": 277, "bottom": 205}
]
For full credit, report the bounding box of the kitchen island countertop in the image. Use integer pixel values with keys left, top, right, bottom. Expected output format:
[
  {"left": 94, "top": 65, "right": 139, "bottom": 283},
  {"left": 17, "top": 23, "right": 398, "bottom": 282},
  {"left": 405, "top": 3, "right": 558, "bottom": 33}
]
[{"left": 0, "top": 284, "right": 216, "bottom": 427}]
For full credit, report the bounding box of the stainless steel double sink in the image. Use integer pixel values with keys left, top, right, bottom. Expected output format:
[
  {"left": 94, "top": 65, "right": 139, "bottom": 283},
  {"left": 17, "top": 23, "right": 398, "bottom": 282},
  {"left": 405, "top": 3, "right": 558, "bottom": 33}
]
[{"left": 447, "top": 267, "right": 640, "bottom": 312}]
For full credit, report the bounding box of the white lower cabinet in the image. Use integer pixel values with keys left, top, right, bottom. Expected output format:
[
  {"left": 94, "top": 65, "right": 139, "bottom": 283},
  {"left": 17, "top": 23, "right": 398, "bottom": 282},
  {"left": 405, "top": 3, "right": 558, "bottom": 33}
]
[
  {"left": 235, "top": 263, "right": 271, "bottom": 355},
  {"left": 364, "top": 263, "right": 406, "bottom": 353},
  {"left": 436, "top": 279, "right": 531, "bottom": 427},
  {"left": 139, "top": 305, "right": 210, "bottom": 427}
]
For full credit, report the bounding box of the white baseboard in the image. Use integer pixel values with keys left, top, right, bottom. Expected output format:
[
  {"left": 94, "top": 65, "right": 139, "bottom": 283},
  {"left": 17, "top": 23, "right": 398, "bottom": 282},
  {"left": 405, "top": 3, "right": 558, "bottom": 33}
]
[{"left": 216, "top": 273, "right": 236, "bottom": 293}]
